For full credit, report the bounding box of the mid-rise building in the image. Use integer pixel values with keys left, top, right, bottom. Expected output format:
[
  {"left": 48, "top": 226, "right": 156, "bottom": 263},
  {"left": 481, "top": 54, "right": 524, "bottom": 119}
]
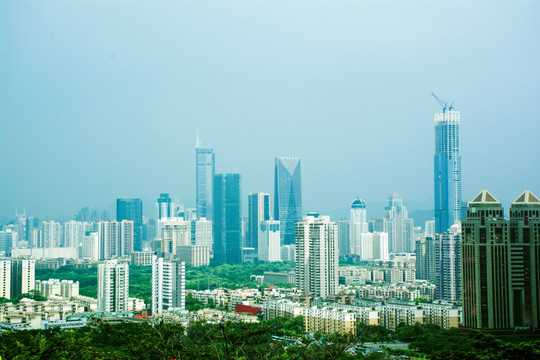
[
  {"left": 434, "top": 106, "right": 461, "bottom": 233},
  {"left": 177, "top": 245, "right": 210, "bottom": 267},
  {"left": 274, "top": 157, "right": 302, "bottom": 246},
  {"left": 462, "top": 189, "right": 540, "bottom": 333},
  {"left": 295, "top": 215, "right": 338, "bottom": 298},
  {"left": 151, "top": 255, "right": 185, "bottom": 314},
  {"left": 97, "top": 259, "right": 129, "bottom": 312},
  {"left": 258, "top": 220, "right": 280, "bottom": 262},
  {"left": 213, "top": 174, "right": 242, "bottom": 263},
  {"left": 131, "top": 250, "right": 154, "bottom": 266}
]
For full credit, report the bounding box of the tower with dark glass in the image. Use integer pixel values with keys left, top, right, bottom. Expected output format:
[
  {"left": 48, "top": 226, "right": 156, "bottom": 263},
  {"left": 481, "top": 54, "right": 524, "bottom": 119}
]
[
  {"left": 116, "top": 198, "right": 143, "bottom": 252},
  {"left": 274, "top": 157, "right": 302, "bottom": 246},
  {"left": 213, "top": 174, "right": 242, "bottom": 264}
]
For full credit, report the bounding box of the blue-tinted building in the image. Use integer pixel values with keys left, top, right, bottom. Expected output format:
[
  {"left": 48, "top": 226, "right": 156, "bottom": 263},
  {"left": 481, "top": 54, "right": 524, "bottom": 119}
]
[
  {"left": 434, "top": 110, "right": 462, "bottom": 233},
  {"left": 157, "top": 193, "right": 173, "bottom": 220},
  {"left": 247, "top": 193, "right": 270, "bottom": 252},
  {"left": 274, "top": 157, "right": 302, "bottom": 246},
  {"left": 213, "top": 174, "right": 242, "bottom": 263},
  {"left": 116, "top": 198, "right": 143, "bottom": 251},
  {"left": 196, "top": 146, "right": 215, "bottom": 220}
]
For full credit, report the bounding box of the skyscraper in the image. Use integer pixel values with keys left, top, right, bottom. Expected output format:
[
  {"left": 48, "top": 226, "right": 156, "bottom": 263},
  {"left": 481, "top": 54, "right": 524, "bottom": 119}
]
[
  {"left": 434, "top": 108, "right": 461, "bottom": 233},
  {"left": 434, "top": 224, "right": 461, "bottom": 301},
  {"left": 213, "top": 174, "right": 242, "bottom": 264},
  {"left": 157, "top": 193, "right": 174, "bottom": 220},
  {"left": 10, "top": 258, "right": 35, "bottom": 299},
  {"left": 349, "top": 198, "right": 368, "bottom": 256},
  {"left": 462, "top": 189, "right": 540, "bottom": 333},
  {"left": 274, "top": 157, "right": 302, "bottom": 246},
  {"left": 384, "top": 193, "right": 414, "bottom": 253},
  {"left": 295, "top": 215, "right": 338, "bottom": 298},
  {"left": 116, "top": 198, "right": 143, "bottom": 251},
  {"left": 247, "top": 193, "right": 270, "bottom": 252},
  {"left": 152, "top": 255, "right": 185, "bottom": 314},
  {"left": 196, "top": 142, "right": 215, "bottom": 221},
  {"left": 97, "top": 259, "right": 129, "bottom": 312}
]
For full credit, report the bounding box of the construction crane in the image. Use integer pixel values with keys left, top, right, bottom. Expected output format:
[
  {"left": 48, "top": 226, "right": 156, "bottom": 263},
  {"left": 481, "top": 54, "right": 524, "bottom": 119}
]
[{"left": 431, "top": 92, "right": 454, "bottom": 113}]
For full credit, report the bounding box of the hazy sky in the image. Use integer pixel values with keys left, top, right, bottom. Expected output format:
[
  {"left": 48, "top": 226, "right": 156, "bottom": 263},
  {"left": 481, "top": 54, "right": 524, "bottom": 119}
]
[{"left": 1, "top": 0, "right": 539, "bottom": 220}]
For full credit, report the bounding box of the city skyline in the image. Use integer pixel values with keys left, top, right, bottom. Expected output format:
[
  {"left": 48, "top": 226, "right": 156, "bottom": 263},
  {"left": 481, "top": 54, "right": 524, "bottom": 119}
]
[{"left": 1, "top": 1, "right": 539, "bottom": 220}]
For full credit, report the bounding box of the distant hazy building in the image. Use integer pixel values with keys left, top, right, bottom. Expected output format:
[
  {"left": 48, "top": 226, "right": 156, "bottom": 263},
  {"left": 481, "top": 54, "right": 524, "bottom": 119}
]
[
  {"left": 424, "top": 220, "right": 435, "bottom": 237},
  {"left": 152, "top": 255, "right": 185, "bottom": 314},
  {"left": 159, "top": 218, "right": 191, "bottom": 254},
  {"left": 295, "top": 215, "right": 338, "bottom": 298},
  {"left": 338, "top": 219, "right": 350, "bottom": 257},
  {"left": 0, "top": 230, "right": 16, "bottom": 253},
  {"left": 81, "top": 232, "right": 99, "bottom": 260},
  {"left": 434, "top": 108, "right": 461, "bottom": 233},
  {"left": 97, "top": 259, "right": 129, "bottom": 312},
  {"left": 274, "top": 157, "right": 302, "bottom": 246},
  {"left": 131, "top": 250, "right": 154, "bottom": 266},
  {"left": 196, "top": 143, "right": 215, "bottom": 221},
  {"left": 281, "top": 245, "right": 295, "bottom": 262},
  {"left": 349, "top": 198, "right": 368, "bottom": 256},
  {"left": 213, "top": 174, "right": 242, "bottom": 263},
  {"left": 116, "top": 198, "right": 143, "bottom": 252},
  {"left": 462, "top": 189, "right": 540, "bottom": 333},
  {"left": 258, "top": 220, "right": 281, "bottom": 262},
  {"left": 10, "top": 258, "right": 35, "bottom": 299},
  {"left": 384, "top": 194, "right": 414, "bottom": 253},
  {"left": 247, "top": 193, "right": 270, "bottom": 252},
  {"left": 41, "top": 221, "right": 62, "bottom": 248},
  {"left": 434, "top": 224, "right": 461, "bottom": 301},
  {"left": 360, "top": 232, "right": 389, "bottom": 260},
  {"left": 64, "top": 221, "right": 91, "bottom": 248},
  {"left": 157, "top": 193, "right": 174, "bottom": 220}
]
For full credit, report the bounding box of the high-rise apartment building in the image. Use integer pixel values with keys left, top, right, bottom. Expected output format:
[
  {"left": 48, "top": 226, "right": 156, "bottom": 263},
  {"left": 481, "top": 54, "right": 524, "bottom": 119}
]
[
  {"left": 0, "top": 260, "right": 11, "bottom": 298},
  {"left": 274, "top": 157, "right": 302, "bottom": 246},
  {"left": 213, "top": 174, "right": 242, "bottom": 263},
  {"left": 97, "top": 259, "right": 129, "bottom": 312},
  {"left": 98, "top": 220, "right": 134, "bottom": 259},
  {"left": 64, "top": 221, "right": 91, "bottom": 248},
  {"left": 384, "top": 193, "right": 414, "bottom": 253},
  {"left": 247, "top": 193, "right": 270, "bottom": 252},
  {"left": 434, "top": 108, "right": 461, "bottom": 233},
  {"left": 349, "top": 198, "right": 368, "bottom": 256},
  {"left": 151, "top": 255, "right": 185, "bottom": 314},
  {"left": 116, "top": 198, "right": 143, "bottom": 251},
  {"left": 295, "top": 215, "right": 338, "bottom": 298},
  {"left": 10, "top": 258, "right": 35, "bottom": 299},
  {"left": 434, "top": 224, "right": 461, "bottom": 301},
  {"left": 196, "top": 144, "right": 215, "bottom": 220},
  {"left": 360, "top": 232, "right": 389, "bottom": 260},
  {"left": 415, "top": 236, "right": 435, "bottom": 283},
  {"left": 258, "top": 220, "right": 281, "bottom": 262},
  {"left": 462, "top": 189, "right": 540, "bottom": 333},
  {"left": 41, "top": 221, "right": 62, "bottom": 248}
]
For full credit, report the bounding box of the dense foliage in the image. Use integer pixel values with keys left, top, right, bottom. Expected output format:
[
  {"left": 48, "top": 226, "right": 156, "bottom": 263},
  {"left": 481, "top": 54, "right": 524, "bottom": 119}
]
[{"left": 0, "top": 289, "right": 47, "bottom": 304}]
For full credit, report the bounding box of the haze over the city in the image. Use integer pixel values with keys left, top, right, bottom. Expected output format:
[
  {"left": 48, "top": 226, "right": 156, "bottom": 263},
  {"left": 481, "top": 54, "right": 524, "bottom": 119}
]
[{"left": 1, "top": 0, "right": 539, "bottom": 219}]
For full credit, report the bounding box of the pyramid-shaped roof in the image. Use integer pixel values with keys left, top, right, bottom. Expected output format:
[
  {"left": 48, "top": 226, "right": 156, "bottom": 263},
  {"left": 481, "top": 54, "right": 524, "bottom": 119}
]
[
  {"left": 512, "top": 190, "right": 540, "bottom": 205},
  {"left": 470, "top": 189, "right": 500, "bottom": 204}
]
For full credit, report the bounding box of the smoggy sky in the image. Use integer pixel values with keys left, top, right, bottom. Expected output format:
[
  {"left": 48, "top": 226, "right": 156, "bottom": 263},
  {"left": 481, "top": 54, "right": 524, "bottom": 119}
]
[{"left": 1, "top": 0, "right": 539, "bottom": 220}]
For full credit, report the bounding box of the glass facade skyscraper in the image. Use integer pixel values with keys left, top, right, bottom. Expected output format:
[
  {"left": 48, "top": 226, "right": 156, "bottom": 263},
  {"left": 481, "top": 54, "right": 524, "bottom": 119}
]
[
  {"left": 196, "top": 146, "right": 215, "bottom": 220},
  {"left": 247, "top": 193, "right": 270, "bottom": 252},
  {"left": 434, "top": 110, "right": 462, "bottom": 233},
  {"left": 274, "top": 157, "right": 302, "bottom": 246},
  {"left": 213, "top": 174, "right": 242, "bottom": 264},
  {"left": 116, "top": 198, "right": 143, "bottom": 251}
]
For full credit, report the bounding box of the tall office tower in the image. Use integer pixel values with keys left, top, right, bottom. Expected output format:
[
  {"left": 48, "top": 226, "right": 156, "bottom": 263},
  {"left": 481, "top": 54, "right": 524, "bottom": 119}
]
[
  {"left": 116, "top": 198, "right": 143, "bottom": 251},
  {"left": 274, "top": 157, "right": 302, "bottom": 246},
  {"left": 258, "top": 220, "right": 281, "bottom": 262},
  {"left": 415, "top": 236, "right": 435, "bottom": 282},
  {"left": 462, "top": 189, "right": 540, "bottom": 333},
  {"left": 144, "top": 218, "right": 157, "bottom": 244},
  {"left": 0, "top": 229, "right": 17, "bottom": 253},
  {"left": 434, "top": 224, "right": 461, "bottom": 301},
  {"left": 338, "top": 219, "right": 350, "bottom": 257},
  {"left": 295, "top": 215, "right": 338, "bottom": 298},
  {"left": 157, "top": 193, "right": 174, "bottom": 220},
  {"left": 369, "top": 217, "right": 387, "bottom": 233},
  {"left": 247, "top": 193, "right": 270, "bottom": 252},
  {"left": 384, "top": 193, "right": 414, "bottom": 253},
  {"left": 0, "top": 260, "right": 11, "bottom": 298},
  {"left": 26, "top": 217, "right": 39, "bottom": 244},
  {"left": 41, "top": 221, "right": 62, "bottom": 248},
  {"left": 151, "top": 255, "right": 186, "bottom": 314},
  {"left": 213, "top": 174, "right": 242, "bottom": 264},
  {"left": 424, "top": 220, "right": 435, "bottom": 237},
  {"left": 434, "top": 107, "right": 461, "bottom": 233},
  {"left": 15, "top": 210, "right": 27, "bottom": 242},
  {"left": 97, "top": 220, "right": 134, "bottom": 259},
  {"left": 97, "top": 259, "right": 129, "bottom": 312},
  {"left": 64, "top": 221, "right": 90, "bottom": 248},
  {"left": 196, "top": 140, "right": 215, "bottom": 221},
  {"left": 10, "top": 258, "right": 35, "bottom": 298},
  {"left": 349, "top": 198, "right": 368, "bottom": 256}
]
